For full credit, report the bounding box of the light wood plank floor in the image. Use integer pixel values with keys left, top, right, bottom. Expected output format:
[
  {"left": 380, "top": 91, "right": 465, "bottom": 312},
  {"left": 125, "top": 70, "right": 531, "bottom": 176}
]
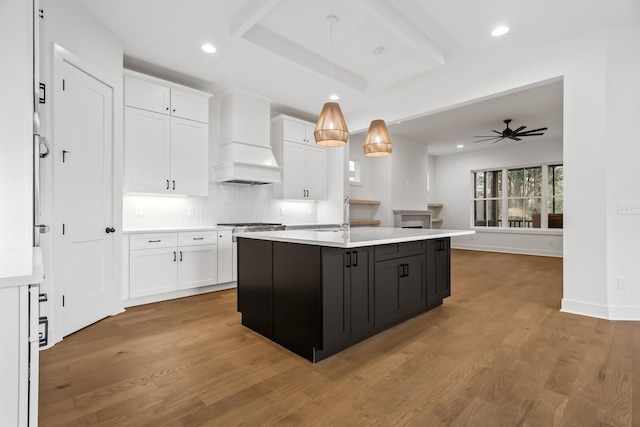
[{"left": 39, "top": 250, "right": 639, "bottom": 426}]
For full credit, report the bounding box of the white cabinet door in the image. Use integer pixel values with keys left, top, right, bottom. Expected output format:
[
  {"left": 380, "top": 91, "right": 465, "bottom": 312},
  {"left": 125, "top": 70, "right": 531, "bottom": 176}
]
[
  {"left": 0, "top": 287, "right": 24, "bottom": 427},
  {"left": 171, "top": 88, "right": 209, "bottom": 123},
  {"left": 304, "top": 123, "right": 316, "bottom": 145},
  {"left": 124, "top": 107, "right": 171, "bottom": 193},
  {"left": 305, "top": 145, "right": 328, "bottom": 200},
  {"left": 178, "top": 244, "right": 217, "bottom": 289},
  {"left": 282, "top": 119, "right": 306, "bottom": 144},
  {"left": 282, "top": 120, "right": 316, "bottom": 144},
  {"left": 282, "top": 141, "right": 306, "bottom": 199},
  {"left": 124, "top": 76, "right": 170, "bottom": 114},
  {"left": 130, "top": 247, "right": 178, "bottom": 298},
  {"left": 217, "top": 230, "right": 233, "bottom": 283},
  {"left": 232, "top": 241, "right": 238, "bottom": 282},
  {"left": 170, "top": 118, "right": 209, "bottom": 196}
]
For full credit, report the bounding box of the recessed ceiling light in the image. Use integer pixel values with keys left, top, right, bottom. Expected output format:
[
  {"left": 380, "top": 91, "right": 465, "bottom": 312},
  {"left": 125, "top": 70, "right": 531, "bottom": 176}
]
[
  {"left": 329, "top": 94, "right": 340, "bottom": 101},
  {"left": 491, "top": 26, "right": 509, "bottom": 37},
  {"left": 201, "top": 43, "right": 217, "bottom": 53},
  {"left": 457, "top": 144, "right": 464, "bottom": 148}
]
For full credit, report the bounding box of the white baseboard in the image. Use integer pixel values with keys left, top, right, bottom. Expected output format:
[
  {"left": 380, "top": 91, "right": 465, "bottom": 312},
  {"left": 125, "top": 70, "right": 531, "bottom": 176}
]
[
  {"left": 452, "top": 243, "right": 563, "bottom": 257},
  {"left": 607, "top": 305, "right": 640, "bottom": 321},
  {"left": 561, "top": 298, "right": 610, "bottom": 319},
  {"left": 123, "top": 282, "right": 237, "bottom": 308}
]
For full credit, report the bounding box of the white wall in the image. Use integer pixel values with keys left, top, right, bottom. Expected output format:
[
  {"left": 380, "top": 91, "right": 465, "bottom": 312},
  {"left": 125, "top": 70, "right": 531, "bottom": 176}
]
[
  {"left": 434, "top": 138, "right": 563, "bottom": 257},
  {"left": 349, "top": 132, "right": 430, "bottom": 227},
  {"left": 342, "top": 26, "right": 640, "bottom": 320},
  {"left": 604, "top": 27, "right": 640, "bottom": 319},
  {"left": 0, "top": 0, "right": 33, "bottom": 249}
]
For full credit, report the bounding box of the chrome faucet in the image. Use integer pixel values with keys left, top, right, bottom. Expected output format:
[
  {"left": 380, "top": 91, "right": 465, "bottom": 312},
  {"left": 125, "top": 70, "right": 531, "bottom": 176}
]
[{"left": 342, "top": 196, "right": 350, "bottom": 230}]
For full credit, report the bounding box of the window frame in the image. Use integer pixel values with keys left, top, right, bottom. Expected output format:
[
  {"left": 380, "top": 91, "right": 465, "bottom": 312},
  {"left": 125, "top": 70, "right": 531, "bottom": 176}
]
[{"left": 471, "top": 161, "right": 563, "bottom": 232}]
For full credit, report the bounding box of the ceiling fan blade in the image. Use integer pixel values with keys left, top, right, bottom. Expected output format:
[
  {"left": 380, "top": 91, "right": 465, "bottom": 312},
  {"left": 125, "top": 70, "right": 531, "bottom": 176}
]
[
  {"left": 517, "top": 127, "right": 548, "bottom": 134},
  {"left": 491, "top": 137, "right": 506, "bottom": 144},
  {"left": 473, "top": 135, "right": 501, "bottom": 138},
  {"left": 513, "top": 137, "right": 522, "bottom": 141},
  {"left": 492, "top": 130, "right": 503, "bottom": 135},
  {"left": 518, "top": 133, "right": 545, "bottom": 136},
  {"left": 513, "top": 126, "right": 526, "bottom": 133},
  {"left": 474, "top": 137, "right": 502, "bottom": 143}
]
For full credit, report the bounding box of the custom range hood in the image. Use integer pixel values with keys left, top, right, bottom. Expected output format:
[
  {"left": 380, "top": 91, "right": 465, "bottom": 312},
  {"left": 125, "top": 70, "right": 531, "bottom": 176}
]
[{"left": 214, "top": 88, "right": 281, "bottom": 185}]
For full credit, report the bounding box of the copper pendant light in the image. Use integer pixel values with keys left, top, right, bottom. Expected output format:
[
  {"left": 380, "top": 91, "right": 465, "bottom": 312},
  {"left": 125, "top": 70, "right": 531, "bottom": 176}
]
[
  {"left": 314, "top": 16, "right": 349, "bottom": 147},
  {"left": 363, "top": 119, "right": 392, "bottom": 157}
]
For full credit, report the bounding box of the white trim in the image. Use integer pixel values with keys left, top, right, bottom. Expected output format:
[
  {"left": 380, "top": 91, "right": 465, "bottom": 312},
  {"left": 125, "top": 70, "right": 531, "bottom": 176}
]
[
  {"left": 452, "top": 244, "right": 562, "bottom": 258},
  {"left": 561, "top": 298, "right": 610, "bottom": 320},
  {"left": 123, "top": 282, "right": 236, "bottom": 308},
  {"left": 608, "top": 306, "right": 640, "bottom": 321},
  {"left": 470, "top": 227, "right": 563, "bottom": 236}
]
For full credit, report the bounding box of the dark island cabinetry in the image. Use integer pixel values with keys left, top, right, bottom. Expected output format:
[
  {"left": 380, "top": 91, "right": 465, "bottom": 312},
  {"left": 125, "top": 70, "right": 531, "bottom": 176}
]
[{"left": 237, "top": 237, "right": 451, "bottom": 362}]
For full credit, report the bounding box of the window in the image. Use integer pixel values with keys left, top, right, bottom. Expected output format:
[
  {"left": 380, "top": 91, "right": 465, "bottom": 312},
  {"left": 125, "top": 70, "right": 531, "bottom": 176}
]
[
  {"left": 348, "top": 159, "right": 361, "bottom": 184},
  {"left": 474, "top": 170, "right": 502, "bottom": 227},
  {"left": 472, "top": 163, "right": 563, "bottom": 229}
]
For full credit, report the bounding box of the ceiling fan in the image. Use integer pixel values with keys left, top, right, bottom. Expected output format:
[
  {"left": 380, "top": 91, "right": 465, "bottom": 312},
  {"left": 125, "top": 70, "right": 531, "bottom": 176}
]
[{"left": 474, "top": 119, "right": 548, "bottom": 143}]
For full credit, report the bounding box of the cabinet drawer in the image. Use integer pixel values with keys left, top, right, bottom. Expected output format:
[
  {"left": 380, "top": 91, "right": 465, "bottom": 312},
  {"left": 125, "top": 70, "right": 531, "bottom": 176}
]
[
  {"left": 374, "top": 241, "right": 425, "bottom": 261},
  {"left": 130, "top": 233, "right": 178, "bottom": 250},
  {"left": 178, "top": 231, "right": 217, "bottom": 247}
]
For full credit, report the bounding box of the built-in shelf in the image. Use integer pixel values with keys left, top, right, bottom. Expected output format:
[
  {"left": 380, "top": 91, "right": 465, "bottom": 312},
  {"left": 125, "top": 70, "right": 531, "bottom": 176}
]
[
  {"left": 351, "top": 199, "right": 381, "bottom": 205},
  {"left": 349, "top": 199, "right": 381, "bottom": 227},
  {"left": 350, "top": 220, "right": 381, "bottom": 227},
  {"left": 427, "top": 203, "right": 444, "bottom": 227}
]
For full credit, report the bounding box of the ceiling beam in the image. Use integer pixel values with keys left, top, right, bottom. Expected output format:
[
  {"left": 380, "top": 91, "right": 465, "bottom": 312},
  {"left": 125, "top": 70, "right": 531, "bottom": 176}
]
[
  {"left": 231, "top": 0, "right": 283, "bottom": 37},
  {"left": 363, "top": 0, "right": 445, "bottom": 66}
]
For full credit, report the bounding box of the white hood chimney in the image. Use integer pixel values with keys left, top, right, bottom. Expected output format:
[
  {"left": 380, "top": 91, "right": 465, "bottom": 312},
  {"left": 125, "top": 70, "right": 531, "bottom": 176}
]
[{"left": 214, "top": 88, "right": 281, "bottom": 185}]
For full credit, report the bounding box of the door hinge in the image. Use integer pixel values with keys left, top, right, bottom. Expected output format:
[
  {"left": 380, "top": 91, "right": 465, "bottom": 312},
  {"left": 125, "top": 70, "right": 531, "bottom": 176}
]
[
  {"left": 39, "top": 83, "right": 46, "bottom": 104},
  {"left": 62, "top": 295, "right": 65, "bottom": 307},
  {"left": 62, "top": 223, "right": 65, "bottom": 235},
  {"left": 62, "top": 79, "right": 65, "bottom": 91}
]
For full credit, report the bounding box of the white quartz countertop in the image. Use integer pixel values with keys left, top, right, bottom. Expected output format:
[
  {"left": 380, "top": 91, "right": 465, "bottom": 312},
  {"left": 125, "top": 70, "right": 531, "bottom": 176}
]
[
  {"left": 123, "top": 226, "right": 226, "bottom": 234},
  {"left": 0, "top": 247, "right": 44, "bottom": 289},
  {"left": 235, "top": 227, "right": 475, "bottom": 248}
]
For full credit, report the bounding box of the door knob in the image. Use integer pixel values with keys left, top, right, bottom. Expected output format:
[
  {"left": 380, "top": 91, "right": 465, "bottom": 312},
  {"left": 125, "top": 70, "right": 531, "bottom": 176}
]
[{"left": 105, "top": 227, "right": 115, "bottom": 233}]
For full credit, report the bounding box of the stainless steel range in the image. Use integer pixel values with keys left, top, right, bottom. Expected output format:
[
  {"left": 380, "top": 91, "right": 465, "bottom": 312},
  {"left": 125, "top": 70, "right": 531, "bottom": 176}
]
[{"left": 218, "top": 223, "right": 286, "bottom": 241}]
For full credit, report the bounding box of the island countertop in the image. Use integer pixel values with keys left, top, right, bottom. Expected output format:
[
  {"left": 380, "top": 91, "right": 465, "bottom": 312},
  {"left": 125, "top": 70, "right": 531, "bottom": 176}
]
[{"left": 235, "top": 226, "right": 474, "bottom": 248}]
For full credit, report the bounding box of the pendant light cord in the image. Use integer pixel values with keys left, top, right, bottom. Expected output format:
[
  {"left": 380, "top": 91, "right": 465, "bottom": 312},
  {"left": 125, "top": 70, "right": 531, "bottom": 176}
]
[{"left": 329, "top": 18, "right": 334, "bottom": 97}]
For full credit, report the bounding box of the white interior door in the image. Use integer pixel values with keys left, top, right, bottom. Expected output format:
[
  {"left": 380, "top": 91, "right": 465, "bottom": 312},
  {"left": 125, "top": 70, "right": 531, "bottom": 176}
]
[{"left": 56, "top": 60, "right": 114, "bottom": 337}]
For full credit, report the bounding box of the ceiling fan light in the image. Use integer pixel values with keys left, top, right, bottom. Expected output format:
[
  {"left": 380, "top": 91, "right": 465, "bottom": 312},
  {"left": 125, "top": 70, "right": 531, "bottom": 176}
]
[
  {"left": 363, "top": 120, "right": 392, "bottom": 157},
  {"left": 315, "top": 102, "right": 349, "bottom": 147}
]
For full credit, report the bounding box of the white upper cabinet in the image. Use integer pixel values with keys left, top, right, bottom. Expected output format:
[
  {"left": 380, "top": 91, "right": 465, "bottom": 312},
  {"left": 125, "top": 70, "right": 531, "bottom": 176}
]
[
  {"left": 124, "top": 71, "right": 212, "bottom": 195},
  {"left": 171, "top": 89, "right": 209, "bottom": 123},
  {"left": 124, "top": 77, "right": 171, "bottom": 115},
  {"left": 124, "top": 73, "right": 209, "bottom": 123},
  {"left": 272, "top": 115, "right": 327, "bottom": 200},
  {"left": 282, "top": 119, "right": 316, "bottom": 145}
]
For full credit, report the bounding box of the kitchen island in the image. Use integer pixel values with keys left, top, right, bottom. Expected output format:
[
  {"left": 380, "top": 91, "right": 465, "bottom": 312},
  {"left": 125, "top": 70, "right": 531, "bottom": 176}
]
[{"left": 236, "top": 227, "right": 474, "bottom": 362}]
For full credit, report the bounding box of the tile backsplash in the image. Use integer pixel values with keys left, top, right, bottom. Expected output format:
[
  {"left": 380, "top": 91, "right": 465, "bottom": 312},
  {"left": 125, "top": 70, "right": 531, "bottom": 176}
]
[{"left": 123, "top": 182, "right": 318, "bottom": 229}]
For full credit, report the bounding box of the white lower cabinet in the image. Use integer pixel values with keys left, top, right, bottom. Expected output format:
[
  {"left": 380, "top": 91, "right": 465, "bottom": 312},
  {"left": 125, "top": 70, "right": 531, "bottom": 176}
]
[
  {"left": 129, "top": 231, "right": 218, "bottom": 298},
  {"left": 217, "top": 230, "right": 233, "bottom": 283},
  {"left": 178, "top": 244, "right": 217, "bottom": 290}
]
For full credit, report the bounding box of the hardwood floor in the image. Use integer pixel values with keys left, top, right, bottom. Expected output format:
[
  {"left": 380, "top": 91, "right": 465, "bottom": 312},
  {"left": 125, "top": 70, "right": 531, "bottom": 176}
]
[{"left": 39, "top": 250, "right": 639, "bottom": 426}]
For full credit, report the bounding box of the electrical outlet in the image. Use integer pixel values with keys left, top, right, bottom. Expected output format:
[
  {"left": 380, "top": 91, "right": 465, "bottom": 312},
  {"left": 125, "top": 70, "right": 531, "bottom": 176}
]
[
  {"left": 618, "top": 201, "right": 640, "bottom": 215},
  {"left": 134, "top": 207, "right": 143, "bottom": 217},
  {"left": 617, "top": 277, "right": 627, "bottom": 290},
  {"left": 187, "top": 207, "right": 195, "bottom": 217},
  {"left": 280, "top": 207, "right": 285, "bottom": 216}
]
